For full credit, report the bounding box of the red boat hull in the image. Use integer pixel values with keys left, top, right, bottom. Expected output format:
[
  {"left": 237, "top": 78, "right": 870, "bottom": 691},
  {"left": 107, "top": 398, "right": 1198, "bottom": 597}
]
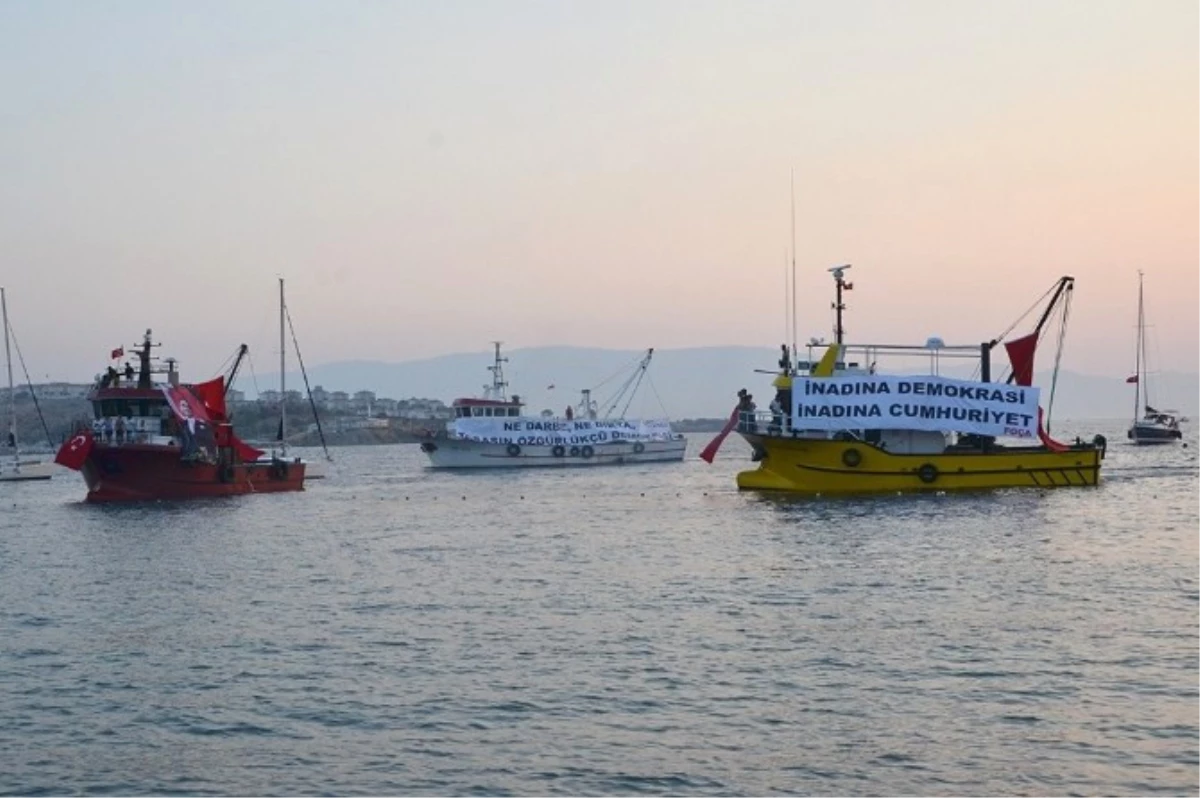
[{"left": 80, "top": 444, "right": 306, "bottom": 503}]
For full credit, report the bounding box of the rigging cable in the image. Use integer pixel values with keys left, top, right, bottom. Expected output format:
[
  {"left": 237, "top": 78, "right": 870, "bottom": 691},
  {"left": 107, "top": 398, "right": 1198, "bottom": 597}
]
[
  {"left": 645, "top": 374, "right": 672, "bottom": 419},
  {"left": 589, "top": 350, "right": 651, "bottom": 394},
  {"left": 5, "top": 321, "right": 54, "bottom": 448},
  {"left": 991, "top": 280, "right": 1059, "bottom": 344},
  {"left": 245, "top": 351, "right": 263, "bottom": 401},
  {"left": 1045, "top": 287, "right": 1072, "bottom": 434},
  {"left": 616, "top": 364, "right": 648, "bottom": 420},
  {"left": 284, "top": 304, "right": 332, "bottom": 462}
]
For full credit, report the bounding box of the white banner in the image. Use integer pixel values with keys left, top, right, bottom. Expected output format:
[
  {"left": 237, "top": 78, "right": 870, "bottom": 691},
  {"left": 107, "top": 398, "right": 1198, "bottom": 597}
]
[
  {"left": 790, "top": 374, "right": 1040, "bottom": 438},
  {"left": 452, "top": 417, "right": 675, "bottom": 446}
]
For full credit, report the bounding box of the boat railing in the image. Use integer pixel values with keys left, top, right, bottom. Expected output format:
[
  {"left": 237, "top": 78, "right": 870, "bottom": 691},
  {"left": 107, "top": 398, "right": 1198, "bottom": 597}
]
[
  {"left": 91, "top": 416, "right": 177, "bottom": 447},
  {"left": 743, "top": 409, "right": 835, "bottom": 440}
]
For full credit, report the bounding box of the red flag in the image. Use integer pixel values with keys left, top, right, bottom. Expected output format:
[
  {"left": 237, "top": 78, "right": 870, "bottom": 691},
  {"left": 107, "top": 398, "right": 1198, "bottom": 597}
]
[
  {"left": 699, "top": 407, "right": 740, "bottom": 464},
  {"left": 1037, "top": 407, "right": 1068, "bottom": 453},
  {"left": 844, "top": 282, "right": 853, "bottom": 290},
  {"left": 231, "top": 433, "right": 264, "bottom": 463},
  {"left": 55, "top": 429, "right": 94, "bottom": 470},
  {"left": 1004, "top": 332, "right": 1038, "bottom": 387},
  {"left": 1125, "top": 375, "right": 1139, "bottom": 384},
  {"left": 110, "top": 346, "right": 124, "bottom": 359},
  {"left": 193, "top": 376, "right": 227, "bottom": 421}
]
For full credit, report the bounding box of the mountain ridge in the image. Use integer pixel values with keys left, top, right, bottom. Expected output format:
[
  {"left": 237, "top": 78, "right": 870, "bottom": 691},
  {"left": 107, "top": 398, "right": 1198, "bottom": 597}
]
[{"left": 246, "top": 345, "right": 1199, "bottom": 421}]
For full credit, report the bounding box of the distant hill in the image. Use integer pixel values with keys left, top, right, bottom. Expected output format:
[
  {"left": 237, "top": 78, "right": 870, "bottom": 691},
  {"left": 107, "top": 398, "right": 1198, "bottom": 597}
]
[{"left": 248, "top": 345, "right": 1198, "bottom": 421}]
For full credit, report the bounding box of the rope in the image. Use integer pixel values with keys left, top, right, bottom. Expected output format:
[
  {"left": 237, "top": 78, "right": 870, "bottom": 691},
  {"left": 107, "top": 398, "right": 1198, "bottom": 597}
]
[
  {"left": 645, "top": 374, "right": 672, "bottom": 419},
  {"left": 6, "top": 322, "right": 54, "bottom": 448},
  {"left": 246, "top": 351, "right": 263, "bottom": 399},
  {"left": 1045, "top": 287, "right": 1072, "bottom": 433},
  {"left": 209, "top": 347, "right": 240, "bottom": 381},
  {"left": 589, "top": 351, "right": 649, "bottom": 393},
  {"left": 991, "top": 280, "right": 1058, "bottom": 343},
  {"left": 597, "top": 351, "right": 654, "bottom": 419},
  {"left": 284, "top": 305, "right": 332, "bottom": 462}
]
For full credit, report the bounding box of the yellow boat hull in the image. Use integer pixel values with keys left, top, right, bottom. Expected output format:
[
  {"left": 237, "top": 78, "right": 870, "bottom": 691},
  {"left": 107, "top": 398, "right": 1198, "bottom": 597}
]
[{"left": 736, "top": 434, "right": 1102, "bottom": 494}]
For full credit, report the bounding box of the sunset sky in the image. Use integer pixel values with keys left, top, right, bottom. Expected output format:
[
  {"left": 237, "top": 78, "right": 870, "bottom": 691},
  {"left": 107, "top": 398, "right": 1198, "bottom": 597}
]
[{"left": 1, "top": 0, "right": 1196, "bottom": 384}]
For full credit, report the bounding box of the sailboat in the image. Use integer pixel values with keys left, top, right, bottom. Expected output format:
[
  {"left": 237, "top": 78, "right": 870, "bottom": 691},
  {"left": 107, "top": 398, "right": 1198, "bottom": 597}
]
[
  {"left": 1127, "top": 271, "right": 1182, "bottom": 444},
  {"left": 264, "top": 277, "right": 330, "bottom": 477},
  {"left": 1, "top": 287, "right": 54, "bottom": 481}
]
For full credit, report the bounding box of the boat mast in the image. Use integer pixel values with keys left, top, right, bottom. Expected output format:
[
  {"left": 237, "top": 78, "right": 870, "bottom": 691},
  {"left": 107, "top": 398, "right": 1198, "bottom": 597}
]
[
  {"left": 486, "top": 341, "right": 508, "bottom": 401},
  {"left": 1134, "top": 271, "right": 1144, "bottom": 420},
  {"left": 280, "top": 278, "right": 287, "bottom": 455},
  {"left": 828, "top": 265, "right": 852, "bottom": 345},
  {"left": 2, "top": 288, "right": 16, "bottom": 457},
  {"left": 790, "top": 170, "right": 798, "bottom": 363}
]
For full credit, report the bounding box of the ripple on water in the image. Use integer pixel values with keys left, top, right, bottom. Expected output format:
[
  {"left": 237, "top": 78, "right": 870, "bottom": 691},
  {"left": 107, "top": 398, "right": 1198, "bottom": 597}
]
[{"left": 0, "top": 431, "right": 1196, "bottom": 796}]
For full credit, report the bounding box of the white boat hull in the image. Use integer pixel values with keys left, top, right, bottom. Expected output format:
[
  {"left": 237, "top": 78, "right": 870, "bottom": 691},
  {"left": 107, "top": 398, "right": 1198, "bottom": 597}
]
[
  {"left": 420, "top": 437, "right": 688, "bottom": 469},
  {"left": 0, "top": 459, "right": 55, "bottom": 481},
  {"left": 1128, "top": 422, "right": 1182, "bottom": 445}
]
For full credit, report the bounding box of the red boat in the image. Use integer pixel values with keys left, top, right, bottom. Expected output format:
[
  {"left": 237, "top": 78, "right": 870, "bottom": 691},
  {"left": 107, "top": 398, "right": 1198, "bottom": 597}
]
[{"left": 56, "top": 329, "right": 306, "bottom": 503}]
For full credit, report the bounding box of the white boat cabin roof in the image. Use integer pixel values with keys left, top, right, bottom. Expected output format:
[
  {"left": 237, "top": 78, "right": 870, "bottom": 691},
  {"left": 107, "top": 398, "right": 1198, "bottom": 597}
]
[{"left": 451, "top": 397, "right": 523, "bottom": 418}]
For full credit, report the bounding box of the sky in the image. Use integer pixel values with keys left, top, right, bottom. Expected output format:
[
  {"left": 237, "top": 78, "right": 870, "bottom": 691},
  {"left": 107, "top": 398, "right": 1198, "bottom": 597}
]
[{"left": 1, "top": 0, "right": 1196, "bottom": 385}]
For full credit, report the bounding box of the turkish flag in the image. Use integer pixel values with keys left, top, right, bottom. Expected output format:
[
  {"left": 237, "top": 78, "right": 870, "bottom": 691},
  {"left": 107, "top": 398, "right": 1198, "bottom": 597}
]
[
  {"left": 193, "top": 377, "right": 227, "bottom": 421},
  {"left": 1004, "top": 332, "right": 1039, "bottom": 387},
  {"left": 1037, "top": 407, "right": 1069, "bottom": 453},
  {"left": 55, "top": 429, "right": 94, "bottom": 470},
  {"left": 231, "top": 434, "right": 264, "bottom": 463},
  {"left": 1125, "top": 375, "right": 1139, "bottom": 384},
  {"left": 699, "top": 407, "right": 741, "bottom": 464},
  {"left": 111, "top": 346, "right": 124, "bottom": 359}
]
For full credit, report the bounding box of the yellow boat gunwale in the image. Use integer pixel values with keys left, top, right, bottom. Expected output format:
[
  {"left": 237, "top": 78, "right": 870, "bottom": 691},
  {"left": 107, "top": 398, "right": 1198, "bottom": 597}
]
[{"left": 735, "top": 432, "right": 1103, "bottom": 494}]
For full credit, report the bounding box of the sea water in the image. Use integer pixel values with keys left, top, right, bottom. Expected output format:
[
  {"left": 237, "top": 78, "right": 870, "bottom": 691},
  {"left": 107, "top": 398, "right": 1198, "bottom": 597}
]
[{"left": 1, "top": 422, "right": 1196, "bottom": 796}]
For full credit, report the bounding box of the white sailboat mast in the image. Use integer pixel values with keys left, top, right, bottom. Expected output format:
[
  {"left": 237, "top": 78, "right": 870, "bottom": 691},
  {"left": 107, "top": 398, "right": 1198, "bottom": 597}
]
[
  {"left": 1134, "top": 271, "right": 1143, "bottom": 421},
  {"left": 790, "top": 169, "right": 798, "bottom": 365},
  {"left": 2, "top": 287, "right": 16, "bottom": 456},
  {"left": 280, "top": 277, "right": 287, "bottom": 455}
]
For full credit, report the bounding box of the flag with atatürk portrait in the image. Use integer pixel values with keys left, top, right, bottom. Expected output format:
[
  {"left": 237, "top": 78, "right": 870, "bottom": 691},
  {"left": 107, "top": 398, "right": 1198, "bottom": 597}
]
[{"left": 161, "top": 384, "right": 217, "bottom": 461}]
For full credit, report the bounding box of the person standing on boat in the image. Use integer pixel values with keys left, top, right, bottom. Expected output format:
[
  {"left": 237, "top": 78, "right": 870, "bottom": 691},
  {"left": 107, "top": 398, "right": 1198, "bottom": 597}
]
[
  {"left": 737, "top": 389, "right": 756, "bottom": 433},
  {"left": 565, "top": 405, "right": 574, "bottom": 421},
  {"left": 768, "top": 397, "right": 784, "bottom": 435}
]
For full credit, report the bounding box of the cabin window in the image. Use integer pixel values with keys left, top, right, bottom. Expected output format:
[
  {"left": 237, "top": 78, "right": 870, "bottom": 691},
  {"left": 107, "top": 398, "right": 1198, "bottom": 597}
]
[
  {"left": 508, "top": 407, "right": 519, "bottom": 417},
  {"left": 472, "top": 407, "right": 483, "bottom": 417}
]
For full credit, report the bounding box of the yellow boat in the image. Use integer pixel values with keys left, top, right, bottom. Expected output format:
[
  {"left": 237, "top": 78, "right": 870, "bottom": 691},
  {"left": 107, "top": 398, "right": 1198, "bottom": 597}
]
[
  {"left": 736, "top": 433, "right": 1102, "bottom": 493},
  {"left": 712, "top": 270, "right": 1107, "bottom": 495}
]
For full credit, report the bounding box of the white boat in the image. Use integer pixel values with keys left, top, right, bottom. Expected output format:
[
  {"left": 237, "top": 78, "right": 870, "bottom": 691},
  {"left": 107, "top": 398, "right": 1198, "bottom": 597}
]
[
  {"left": 1, "top": 287, "right": 54, "bottom": 481},
  {"left": 420, "top": 343, "right": 687, "bottom": 469},
  {"left": 1127, "top": 272, "right": 1182, "bottom": 445}
]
